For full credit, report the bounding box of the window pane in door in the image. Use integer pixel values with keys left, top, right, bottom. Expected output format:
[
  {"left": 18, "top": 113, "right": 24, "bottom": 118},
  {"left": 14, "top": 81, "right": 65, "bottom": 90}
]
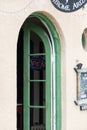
[
  {"left": 30, "top": 31, "right": 45, "bottom": 54},
  {"left": 30, "top": 55, "right": 46, "bottom": 80},
  {"left": 30, "top": 82, "right": 45, "bottom": 106},
  {"left": 30, "top": 108, "right": 46, "bottom": 130},
  {"left": 29, "top": 29, "right": 46, "bottom": 130}
]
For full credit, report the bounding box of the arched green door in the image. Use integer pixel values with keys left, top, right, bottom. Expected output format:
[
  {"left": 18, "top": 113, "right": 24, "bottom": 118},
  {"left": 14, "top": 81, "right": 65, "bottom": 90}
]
[{"left": 23, "top": 23, "right": 51, "bottom": 130}]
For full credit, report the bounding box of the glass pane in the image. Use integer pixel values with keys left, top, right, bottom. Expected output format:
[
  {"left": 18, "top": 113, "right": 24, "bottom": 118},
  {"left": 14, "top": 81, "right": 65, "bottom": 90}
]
[
  {"left": 30, "top": 56, "right": 46, "bottom": 80},
  {"left": 30, "top": 82, "right": 45, "bottom": 106},
  {"left": 82, "top": 28, "right": 87, "bottom": 51},
  {"left": 30, "top": 108, "right": 46, "bottom": 130},
  {"left": 30, "top": 30, "right": 46, "bottom": 130},
  {"left": 30, "top": 31, "right": 45, "bottom": 54}
]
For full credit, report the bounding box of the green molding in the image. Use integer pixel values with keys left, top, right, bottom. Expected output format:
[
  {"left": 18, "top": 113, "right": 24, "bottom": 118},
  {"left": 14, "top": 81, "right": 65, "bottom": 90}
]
[
  {"left": 23, "top": 22, "right": 51, "bottom": 130},
  {"left": 23, "top": 25, "right": 30, "bottom": 130},
  {"left": 23, "top": 12, "right": 61, "bottom": 130},
  {"left": 30, "top": 12, "right": 61, "bottom": 130},
  {"left": 82, "top": 33, "right": 86, "bottom": 49}
]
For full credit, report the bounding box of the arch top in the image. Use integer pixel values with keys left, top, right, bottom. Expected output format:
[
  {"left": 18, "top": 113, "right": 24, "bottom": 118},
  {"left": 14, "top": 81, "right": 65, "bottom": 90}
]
[
  {"left": 18, "top": 12, "right": 62, "bottom": 130},
  {"left": 27, "top": 12, "right": 61, "bottom": 130},
  {"left": 28, "top": 12, "right": 61, "bottom": 54}
]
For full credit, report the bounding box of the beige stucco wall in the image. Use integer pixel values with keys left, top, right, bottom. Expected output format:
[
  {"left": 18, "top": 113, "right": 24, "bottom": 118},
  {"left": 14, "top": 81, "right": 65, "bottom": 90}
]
[{"left": 0, "top": 0, "right": 87, "bottom": 130}]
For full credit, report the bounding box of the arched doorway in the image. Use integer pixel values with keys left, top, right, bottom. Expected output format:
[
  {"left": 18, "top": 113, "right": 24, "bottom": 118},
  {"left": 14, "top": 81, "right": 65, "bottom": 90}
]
[{"left": 17, "top": 13, "right": 61, "bottom": 130}]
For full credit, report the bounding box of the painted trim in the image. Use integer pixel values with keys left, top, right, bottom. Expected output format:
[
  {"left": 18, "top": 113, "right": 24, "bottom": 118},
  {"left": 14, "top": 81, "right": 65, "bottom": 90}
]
[
  {"left": 23, "top": 23, "right": 52, "bottom": 130},
  {"left": 30, "top": 13, "right": 61, "bottom": 130},
  {"left": 82, "top": 33, "right": 86, "bottom": 49},
  {"left": 23, "top": 25, "right": 30, "bottom": 130}
]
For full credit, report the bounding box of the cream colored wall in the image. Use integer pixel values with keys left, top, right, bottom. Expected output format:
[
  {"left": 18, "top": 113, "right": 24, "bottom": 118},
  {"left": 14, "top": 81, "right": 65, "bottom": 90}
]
[{"left": 0, "top": 0, "right": 87, "bottom": 130}]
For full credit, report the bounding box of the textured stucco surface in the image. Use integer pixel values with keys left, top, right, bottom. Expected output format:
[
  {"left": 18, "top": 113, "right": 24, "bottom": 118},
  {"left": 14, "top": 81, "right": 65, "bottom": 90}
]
[{"left": 0, "top": 0, "right": 87, "bottom": 130}]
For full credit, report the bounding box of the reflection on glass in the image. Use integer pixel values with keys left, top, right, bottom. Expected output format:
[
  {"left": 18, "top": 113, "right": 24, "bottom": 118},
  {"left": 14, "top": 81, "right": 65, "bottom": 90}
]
[
  {"left": 30, "top": 30, "right": 46, "bottom": 130},
  {"left": 30, "top": 55, "right": 45, "bottom": 80},
  {"left": 30, "top": 82, "right": 45, "bottom": 106},
  {"left": 30, "top": 31, "right": 45, "bottom": 54},
  {"left": 30, "top": 108, "right": 45, "bottom": 130},
  {"left": 30, "top": 56, "right": 45, "bottom": 70}
]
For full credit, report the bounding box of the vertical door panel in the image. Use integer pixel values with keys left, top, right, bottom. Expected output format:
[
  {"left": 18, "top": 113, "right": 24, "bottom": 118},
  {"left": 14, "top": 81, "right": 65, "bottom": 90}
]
[{"left": 23, "top": 23, "right": 51, "bottom": 130}]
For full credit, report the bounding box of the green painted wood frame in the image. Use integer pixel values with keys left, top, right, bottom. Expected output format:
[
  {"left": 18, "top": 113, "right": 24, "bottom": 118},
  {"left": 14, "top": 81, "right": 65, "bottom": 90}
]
[
  {"left": 23, "top": 23, "right": 51, "bottom": 130},
  {"left": 82, "top": 32, "right": 86, "bottom": 49},
  {"left": 23, "top": 12, "right": 61, "bottom": 130},
  {"left": 31, "top": 13, "right": 61, "bottom": 130}
]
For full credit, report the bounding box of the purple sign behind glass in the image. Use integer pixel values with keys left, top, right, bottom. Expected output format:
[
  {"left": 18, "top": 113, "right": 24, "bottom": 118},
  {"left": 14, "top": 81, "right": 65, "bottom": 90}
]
[{"left": 30, "top": 57, "right": 45, "bottom": 71}]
